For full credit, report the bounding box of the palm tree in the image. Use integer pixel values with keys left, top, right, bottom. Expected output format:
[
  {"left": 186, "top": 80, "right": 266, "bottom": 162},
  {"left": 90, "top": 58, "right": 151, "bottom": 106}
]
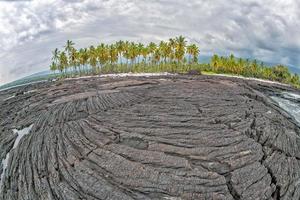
[
  {"left": 81, "top": 48, "right": 89, "bottom": 74},
  {"left": 51, "top": 48, "right": 60, "bottom": 75},
  {"left": 187, "top": 45, "right": 193, "bottom": 64},
  {"left": 89, "top": 45, "right": 97, "bottom": 74},
  {"left": 228, "top": 54, "right": 236, "bottom": 73},
  {"left": 153, "top": 49, "right": 161, "bottom": 66},
  {"left": 159, "top": 41, "right": 170, "bottom": 65},
  {"left": 290, "top": 74, "right": 300, "bottom": 85},
  {"left": 52, "top": 48, "right": 60, "bottom": 64},
  {"left": 97, "top": 43, "right": 108, "bottom": 71},
  {"left": 211, "top": 54, "right": 219, "bottom": 71},
  {"left": 190, "top": 44, "right": 199, "bottom": 63},
  {"left": 70, "top": 48, "right": 78, "bottom": 74},
  {"left": 175, "top": 36, "right": 186, "bottom": 64},
  {"left": 116, "top": 40, "right": 124, "bottom": 65},
  {"left": 164, "top": 42, "right": 172, "bottom": 64},
  {"left": 186, "top": 44, "right": 199, "bottom": 68},
  {"left": 64, "top": 40, "right": 75, "bottom": 73},
  {"left": 50, "top": 62, "right": 57, "bottom": 74},
  {"left": 168, "top": 38, "right": 176, "bottom": 63},
  {"left": 237, "top": 58, "right": 245, "bottom": 74},
  {"left": 123, "top": 41, "right": 130, "bottom": 67},
  {"left": 272, "top": 65, "right": 290, "bottom": 82},
  {"left": 65, "top": 40, "right": 75, "bottom": 53},
  {"left": 108, "top": 44, "right": 118, "bottom": 71},
  {"left": 129, "top": 42, "right": 138, "bottom": 66},
  {"left": 137, "top": 43, "right": 144, "bottom": 65},
  {"left": 251, "top": 59, "right": 258, "bottom": 76},
  {"left": 77, "top": 48, "right": 85, "bottom": 74},
  {"left": 148, "top": 42, "right": 157, "bottom": 65},
  {"left": 58, "top": 52, "right": 68, "bottom": 76},
  {"left": 141, "top": 46, "right": 149, "bottom": 64}
]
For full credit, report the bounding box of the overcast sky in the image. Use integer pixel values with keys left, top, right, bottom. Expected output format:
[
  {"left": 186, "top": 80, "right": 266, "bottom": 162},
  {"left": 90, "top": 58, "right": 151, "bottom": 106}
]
[{"left": 0, "top": 0, "right": 299, "bottom": 85}]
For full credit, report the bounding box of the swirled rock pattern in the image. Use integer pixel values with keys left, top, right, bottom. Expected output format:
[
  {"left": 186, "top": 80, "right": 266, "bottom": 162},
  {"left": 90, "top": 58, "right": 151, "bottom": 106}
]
[{"left": 1, "top": 75, "right": 300, "bottom": 200}]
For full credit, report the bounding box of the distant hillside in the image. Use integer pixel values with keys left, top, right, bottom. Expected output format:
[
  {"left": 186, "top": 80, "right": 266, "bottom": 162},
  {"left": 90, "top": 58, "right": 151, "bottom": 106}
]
[
  {"left": 0, "top": 70, "right": 55, "bottom": 91},
  {"left": 24, "top": 70, "right": 52, "bottom": 79}
]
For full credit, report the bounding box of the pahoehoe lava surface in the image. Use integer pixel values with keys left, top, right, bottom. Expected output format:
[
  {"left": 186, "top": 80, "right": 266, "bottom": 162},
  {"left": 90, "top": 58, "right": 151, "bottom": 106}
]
[{"left": 1, "top": 75, "right": 300, "bottom": 200}]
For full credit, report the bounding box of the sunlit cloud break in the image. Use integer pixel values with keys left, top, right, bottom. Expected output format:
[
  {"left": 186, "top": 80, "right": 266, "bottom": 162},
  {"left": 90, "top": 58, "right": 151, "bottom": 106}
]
[{"left": 0, "top": 0, "right": 299, "bottom": 85}]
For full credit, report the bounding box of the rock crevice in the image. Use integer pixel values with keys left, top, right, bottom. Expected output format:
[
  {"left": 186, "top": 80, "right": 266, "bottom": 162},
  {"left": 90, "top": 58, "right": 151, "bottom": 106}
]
[{"left": 0, "top": 76, "right": 300, "bottom": 199}]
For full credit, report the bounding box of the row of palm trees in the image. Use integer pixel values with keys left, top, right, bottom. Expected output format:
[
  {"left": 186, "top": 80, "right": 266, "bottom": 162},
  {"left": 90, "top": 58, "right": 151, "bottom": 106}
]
[
  {"left": 50, "top": 36, "right": 200, "bottom": 75},
  {"left": 210, "top": 54, "right": 266, "bottom": 75},
  {"left": 209, "top": 54, "right": 300, "bottom": 85},
  {"left": 49, "top": 36, "right": 300, "bottom": 87}
]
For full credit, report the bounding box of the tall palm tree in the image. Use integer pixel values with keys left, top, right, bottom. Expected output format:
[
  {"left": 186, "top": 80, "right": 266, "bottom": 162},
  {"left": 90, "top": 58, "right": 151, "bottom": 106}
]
[
  {"left": 137, "top": 43, "right": 144, "bottom": 65},
  {"left": 190, "top": 44, "right": 199, "bottom": 63},
  {"left": 64, "top": 40, "right": 75, "bottom": 73},
  {"left": 59, "top": 51, "right": 68, "bottom": 76},
  {"left": 50, "top": 62, "right": 57, "bottom": 74},
  {"left": 51, "top": 48, "right": 60, "bottom": 75},
  {"left": 211, "top": 54, "right": 220, "bottom": 71},
  {"left": 77, "top": 48, "right": 84, "bottom": 74},
  {"left": 116, "top": 40, "right": 124, "bottom": 65},
  {"left": 228, "top": 54, "right": 236, "bottom": 73},
  {"left": 52, "top": 48, "right": 60, "bottom": 64},
  {"left": 148, "top": 42, "right": 157, "bottom": 65},
  {"left": 187, "top": 45, "right": 193, "bottom": 64},
  {"left": 65, "top": 40, "right": 75, "bottom": 53},
  {"left": 175, "top": 36, "right": 186, "bottom": 64},
  {"left": 129, "top": 42, "right": 138, "bottom": 66},
  {"left": 164, "top": 42, "right": 172, "bottom": 64},
  {"left": 89, "top": 45, "right": 97, "bottom": 74},
  {"left": 108, "top": 44, "right": 118, "bottom": 70},
  {"left": 159, "top": 41, "right": 169, "bottom": 65},
  {"left": 153, "top": 49, "right": 161, "bottom": 66},
  {"left": 80, "top": 48, "right": 89, "bottom": 74},
  {"left": 70, "top": 48, "right": 78, "bottom": 74},
  {"left": 123, "top": 41, "right": 130, "bottom": 67},
  {"left": 141, "top": 46, "right": 149, "bottom": 64},
  {"left": 168, "top": 38, "right": 176, "bottom": 63},
  {"left": 97, "top": 43, "right": 108, "bottom": 71},
  {"left": 237, "top": 58, "right": 244, "bottom": 74},
  {"left": 251, "top": 59, "right": 258, "bottom": 76}
]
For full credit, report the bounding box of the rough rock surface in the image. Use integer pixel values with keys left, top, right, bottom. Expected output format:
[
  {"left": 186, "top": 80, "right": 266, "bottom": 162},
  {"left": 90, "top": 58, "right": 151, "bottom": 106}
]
[{"left": 0, "top": 75, "right": 300, "bottom": 200}]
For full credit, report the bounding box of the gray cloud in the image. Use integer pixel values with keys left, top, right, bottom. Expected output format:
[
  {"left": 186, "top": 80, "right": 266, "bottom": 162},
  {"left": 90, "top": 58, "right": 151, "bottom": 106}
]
[{"left": 0, "top": 0, "right": 299, "bottom": 85}]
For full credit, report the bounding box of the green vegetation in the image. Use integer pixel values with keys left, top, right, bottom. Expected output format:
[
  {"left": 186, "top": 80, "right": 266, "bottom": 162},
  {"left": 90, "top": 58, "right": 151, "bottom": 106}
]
[
  {"left": 50, "top": 36, "right": 300, "bottom": 87},
  {"left": 209, "top": 54, "right": 300, "bottom": 86},
  {"left": 50, "top": 36, "right": 200, "bottom": 75}
]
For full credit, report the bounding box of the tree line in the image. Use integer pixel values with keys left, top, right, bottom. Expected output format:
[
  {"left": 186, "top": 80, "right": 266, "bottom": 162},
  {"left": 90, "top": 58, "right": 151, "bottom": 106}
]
[
  {"left": 50, "top": 36, "right": 199, "bottom": 75},
  {"left": 50, "top": 36, "right": 300, "bottom": 87},
  {"left": 209, "top": 54, "right": 300, "bottom": 86}
]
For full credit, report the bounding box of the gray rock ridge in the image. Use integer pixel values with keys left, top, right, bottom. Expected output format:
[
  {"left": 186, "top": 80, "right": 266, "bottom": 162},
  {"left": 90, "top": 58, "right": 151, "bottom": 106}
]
[{"left": 0, "top": 75, "right": 299, "bottom": 199}]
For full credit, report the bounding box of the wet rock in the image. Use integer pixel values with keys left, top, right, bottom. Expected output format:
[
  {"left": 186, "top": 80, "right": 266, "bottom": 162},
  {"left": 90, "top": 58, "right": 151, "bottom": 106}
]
[{"left": 0, "top": 75, "right": 300, "bottom": 199}]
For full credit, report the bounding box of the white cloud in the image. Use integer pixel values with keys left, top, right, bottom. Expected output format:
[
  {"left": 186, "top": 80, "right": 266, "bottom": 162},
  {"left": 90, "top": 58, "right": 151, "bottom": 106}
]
[{"left": 0, "top": 0, "right": 299, "bottom": 85}]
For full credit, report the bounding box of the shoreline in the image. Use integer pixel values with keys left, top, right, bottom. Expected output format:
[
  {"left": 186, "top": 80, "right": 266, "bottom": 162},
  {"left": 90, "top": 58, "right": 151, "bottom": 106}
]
[
  {"left": 0, "top": 72, "right": 294, "bottom": 93},
  {"left": 65, "top": 72, "right": 290, "bottom": 86},
  {"left": 205, "top": 73, "right": 290, "bottom": 86},
  {"left": 65, "top": 72, "right": 175, "bottom": 80}
]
